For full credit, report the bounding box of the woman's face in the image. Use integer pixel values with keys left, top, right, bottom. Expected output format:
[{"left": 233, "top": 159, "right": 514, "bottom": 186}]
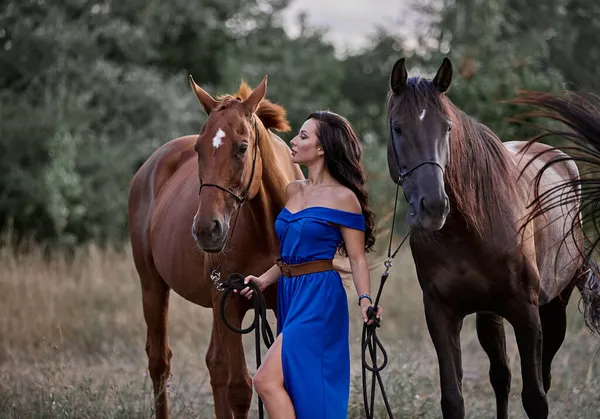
[{"left": 290, "top": 119, "right": 324, "bottom": 165}]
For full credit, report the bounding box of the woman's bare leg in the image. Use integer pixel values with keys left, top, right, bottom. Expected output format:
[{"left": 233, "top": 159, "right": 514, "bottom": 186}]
[{"left": 253, "top": 333, "right": 296, "bottom": 418}]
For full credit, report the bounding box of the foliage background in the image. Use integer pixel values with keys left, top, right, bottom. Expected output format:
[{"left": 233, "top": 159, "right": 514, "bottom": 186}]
[
  {"left": 4, "top": 0, "right": 598, "bottom": 248},
  {"left": 1, "top": 1, "right": 600, "bottom": 417}
]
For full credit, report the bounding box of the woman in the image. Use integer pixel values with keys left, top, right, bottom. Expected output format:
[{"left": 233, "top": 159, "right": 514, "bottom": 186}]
[{"left": 237, "top": 110, "right": 381, "bottom": 418}]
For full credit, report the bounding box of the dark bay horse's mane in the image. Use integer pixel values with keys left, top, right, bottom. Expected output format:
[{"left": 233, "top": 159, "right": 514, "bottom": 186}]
[
  {"left": 215, "top": 81, "right": 291, "bottom": 133},
  {"left": 387, "top": 77, "right": 520, "bottom": 236}
]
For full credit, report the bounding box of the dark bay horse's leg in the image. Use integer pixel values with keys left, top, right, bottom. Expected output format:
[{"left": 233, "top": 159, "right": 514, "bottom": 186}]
[
  {"left": 141, "top": 277, "right": 173, "bottom": 419},
  {"left": 510, "top": 305, "right": 547, "bottom": 418},
  {"left": 476, "top": 313, "right": 511, "bottom": 419},
  {"left": 424, "top": 292, "right": 465, "bottom": 419},
  {"left": 506, "top": 265, "right": 548, "bottom": 419},
  {"left": 539, "top": 282, "right": 575, "bottom": 393},
  {"left": 209, "top": 291, "right": 253, "bottom": 419}
]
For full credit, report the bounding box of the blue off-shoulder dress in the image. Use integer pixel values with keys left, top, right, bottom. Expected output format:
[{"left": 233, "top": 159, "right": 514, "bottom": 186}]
[{"left": 274, "top": 206, "right": 366, "bottom": 418}]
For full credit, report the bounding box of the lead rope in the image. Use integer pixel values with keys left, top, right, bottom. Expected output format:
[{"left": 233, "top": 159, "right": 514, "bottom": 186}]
[
  {"left": 361, "top": 178, "right": 410, "bottom": 419},
  {"left": 219, "top": 274, "right": 275, "bottom": 419}
]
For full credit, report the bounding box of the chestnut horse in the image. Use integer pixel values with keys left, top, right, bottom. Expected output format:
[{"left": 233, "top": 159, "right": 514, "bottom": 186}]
[
  {"left": 128, "top": 76, "right": 303, "bottom": 418},
  {"left": 385, "top": 58, "right": 600, "bottom": 418}
]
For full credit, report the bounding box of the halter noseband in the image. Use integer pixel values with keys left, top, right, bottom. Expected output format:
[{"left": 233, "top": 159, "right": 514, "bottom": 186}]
[{"left": 198, "top": 118, "right": 260, "bottom": 203}]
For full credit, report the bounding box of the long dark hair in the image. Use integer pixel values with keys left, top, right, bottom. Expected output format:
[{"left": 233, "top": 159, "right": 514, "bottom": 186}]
[{"left": 308, "top": 111, "right": 376, "bottom": 255}]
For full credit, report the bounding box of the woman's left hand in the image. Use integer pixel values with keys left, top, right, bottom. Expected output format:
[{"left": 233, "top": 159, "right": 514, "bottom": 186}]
[{"left": 361, "top": 302, "right": 383, "bottom": 325}]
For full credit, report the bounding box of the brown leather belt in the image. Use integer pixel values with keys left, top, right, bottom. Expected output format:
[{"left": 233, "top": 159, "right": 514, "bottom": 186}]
[{"left": 275, "top": 258, "right": 334, "bottom": 277}]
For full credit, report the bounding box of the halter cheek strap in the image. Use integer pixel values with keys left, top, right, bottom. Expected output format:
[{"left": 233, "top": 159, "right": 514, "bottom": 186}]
[
  {"left": 197, "top": 117, "right": 261, "bottom": 291},
  {"left": 198, "top": 117, "right": 260, "bottom": 203},
  {"left": 389, "top": 121, "right": 445, "bottom": 184}
]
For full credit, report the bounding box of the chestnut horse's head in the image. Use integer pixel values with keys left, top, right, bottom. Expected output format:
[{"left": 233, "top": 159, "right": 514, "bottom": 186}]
[{"left": 189, "top": 76, "right": 267, "bottom": 252}]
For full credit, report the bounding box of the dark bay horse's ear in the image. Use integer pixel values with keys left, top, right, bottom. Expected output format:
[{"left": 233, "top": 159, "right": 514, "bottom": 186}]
[
  {"left": 243, "top": 75, "right": 268, "bottom": 115},
  {"left": 189, "top": 75, "right": 217, "bottom": 114},
  {"left": 390, "top": 58, "right": 407, "bottom": 94},
  {"left": 433, "top": 57, "right": 453, "bottom": 93}
]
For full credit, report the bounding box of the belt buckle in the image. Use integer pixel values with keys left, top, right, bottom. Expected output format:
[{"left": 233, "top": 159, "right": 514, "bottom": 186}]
[{"left": 276, "top": 258, "right": 292, "bottom": 277}]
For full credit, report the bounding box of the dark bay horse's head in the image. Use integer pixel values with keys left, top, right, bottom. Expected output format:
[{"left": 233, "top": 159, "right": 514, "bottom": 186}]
[
  {"left": 386, "top": 58, "right": 453, "bottom": 231},
  {"left": 189, "top": 76, "right": 267, "bottom": 252}
]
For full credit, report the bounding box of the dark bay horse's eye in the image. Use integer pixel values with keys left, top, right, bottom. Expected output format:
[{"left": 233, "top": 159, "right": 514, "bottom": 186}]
[{"left": 393, "top": 126, "right": 402, "bottom": 135}]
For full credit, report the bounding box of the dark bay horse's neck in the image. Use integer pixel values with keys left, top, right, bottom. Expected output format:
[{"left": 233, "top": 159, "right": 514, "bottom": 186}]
[
  {"left": 411, "top": 186, "right": 523, "bottom": 251},
  {"left": 443, "top": 111, "right": 523, "bottom": 240},
  {"left": 410, "top": 200, "right": 472, "bottom": 246}
]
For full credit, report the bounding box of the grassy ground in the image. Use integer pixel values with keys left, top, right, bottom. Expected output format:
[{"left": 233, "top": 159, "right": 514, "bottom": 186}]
[{"left": 0, "top": 244, "right": 598, "bottom": 418}]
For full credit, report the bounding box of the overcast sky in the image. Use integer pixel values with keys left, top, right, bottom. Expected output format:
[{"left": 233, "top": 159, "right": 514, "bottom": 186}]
[{"left": 280, "top": 0, "right": 411, "bottom": 54}]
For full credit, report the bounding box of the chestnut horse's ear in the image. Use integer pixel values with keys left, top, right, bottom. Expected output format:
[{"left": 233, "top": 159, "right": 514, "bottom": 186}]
[
  {"left": 390, "top": 58, "right": 407, "bottom": 94},
  {"left": 189, "top": 75, "right": 217, "bottom": 114},
  {"left": 433, "top": 57, "right": 453, "bottom": 93},
  {"left": 243, "top": 75, "right": 267, "bottom": 115}
]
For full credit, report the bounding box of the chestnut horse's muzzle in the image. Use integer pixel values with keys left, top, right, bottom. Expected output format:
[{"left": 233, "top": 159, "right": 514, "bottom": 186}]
[{"left": 192, "top": 215, "right": 229, "bottom": 252}]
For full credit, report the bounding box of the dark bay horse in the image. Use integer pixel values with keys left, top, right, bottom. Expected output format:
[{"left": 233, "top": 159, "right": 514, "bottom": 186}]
[
  {"left": 385, "top": 58, "right": 600, "bottom": 418},
  {"left": 128, "top": 76, "right": 303, "bottom": 418}
]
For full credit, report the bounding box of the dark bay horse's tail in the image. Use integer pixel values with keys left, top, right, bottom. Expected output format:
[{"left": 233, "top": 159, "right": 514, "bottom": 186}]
[
  {"left": 511, "top": 90, "right": 600, "bottom": 334},
  {"left": 577, "top": 260, "right": 600, "bottom": 334}
]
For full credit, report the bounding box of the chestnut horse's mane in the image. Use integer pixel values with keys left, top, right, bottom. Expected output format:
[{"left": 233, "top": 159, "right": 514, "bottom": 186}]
[
  {"left": 215, "top": 81, "right": 291, "bottom": 133},
  {"left": 209, "top": 81, "right": 295, "bottom": 214}
]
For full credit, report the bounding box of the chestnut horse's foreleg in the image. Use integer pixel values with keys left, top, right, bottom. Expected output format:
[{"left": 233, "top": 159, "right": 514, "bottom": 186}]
[
  {"left": 207, "top": 312, "right": 234, "bottom": 419},
  {"left": 507, "top": 298, "right": 548, "bottom": 419},
  {"left": 539, "top": 282, "right": 574, "bottom": 393},
  {"left": 209, "top": 292, "right": 253, "bottom": 419},
  {"left": 142, "top": 277, "right": 172, "bottom": 419},
  {"left": 476, "top": 312, "right": 511, "bottom": 419},
  {"left": 423, "top": 292, "right": 465, "bottom": 419}
]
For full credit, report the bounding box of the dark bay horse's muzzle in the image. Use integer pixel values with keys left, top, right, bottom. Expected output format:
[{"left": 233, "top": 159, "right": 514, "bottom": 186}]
[
  {"left": 401, "top": 162, "right": 449, "bottom": 231},
  {"left": 416, "top": 194, "right": 450, "bottom": 231}
]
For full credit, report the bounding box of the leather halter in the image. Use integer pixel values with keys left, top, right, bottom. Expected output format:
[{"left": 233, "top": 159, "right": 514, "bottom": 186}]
[
  {"left": 389, "top": 121, "right": 445, "bottom": 185},
  {"left": 198, "top": 118, "right": 260, "bottom": 203}
]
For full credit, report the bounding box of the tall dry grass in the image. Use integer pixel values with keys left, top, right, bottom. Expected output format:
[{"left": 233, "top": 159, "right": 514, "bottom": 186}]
[{"left": 0, "top": 244, "right": 598, "bottom": 418}]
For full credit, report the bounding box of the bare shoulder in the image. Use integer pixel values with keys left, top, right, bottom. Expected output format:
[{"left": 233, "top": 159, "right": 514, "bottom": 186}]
[
  {"left": 332, "top": 186, "right": 361, "bottom": 214},
  {"left": 285, "top": 180, "right": 305, "bottom": 200}
]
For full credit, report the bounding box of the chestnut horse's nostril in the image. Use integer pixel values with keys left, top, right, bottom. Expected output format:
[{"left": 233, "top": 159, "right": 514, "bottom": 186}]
[{"left": 211, "top": 219, "right": 223, "bottom": 239}]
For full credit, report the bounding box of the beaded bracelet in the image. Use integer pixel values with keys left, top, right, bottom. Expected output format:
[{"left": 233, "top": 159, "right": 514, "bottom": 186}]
[{"left": 358, "top": 293, "right": 372, "bottom": 306}]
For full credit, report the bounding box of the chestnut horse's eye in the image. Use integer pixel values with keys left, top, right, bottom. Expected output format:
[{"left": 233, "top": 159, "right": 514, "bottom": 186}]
[{"left": 236, "top": 143, "right": 248, "bottom": 156}]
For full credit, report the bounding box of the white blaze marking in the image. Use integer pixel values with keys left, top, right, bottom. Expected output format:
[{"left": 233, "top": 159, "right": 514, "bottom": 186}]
[
  {"left": 212, "top": 128, "right": 226, "bottom": 149},
  {"left": 419, "top": 109, "right": 426, "bottom": 121}
]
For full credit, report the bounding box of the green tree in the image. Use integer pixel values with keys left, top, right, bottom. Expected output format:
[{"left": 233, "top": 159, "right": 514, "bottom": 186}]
[{"left": 411, "top": 0, "right": 565, "bottom": 143}]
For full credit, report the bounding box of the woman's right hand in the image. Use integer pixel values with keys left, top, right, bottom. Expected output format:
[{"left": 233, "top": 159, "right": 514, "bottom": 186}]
[{"left": 237, "top": 275, "right": 267, "bottom": 299}]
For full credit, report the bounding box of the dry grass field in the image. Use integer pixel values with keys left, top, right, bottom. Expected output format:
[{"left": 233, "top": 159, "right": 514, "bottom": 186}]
[{"left": 1, "top": 244, "right": 598, "bottom": 418}]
